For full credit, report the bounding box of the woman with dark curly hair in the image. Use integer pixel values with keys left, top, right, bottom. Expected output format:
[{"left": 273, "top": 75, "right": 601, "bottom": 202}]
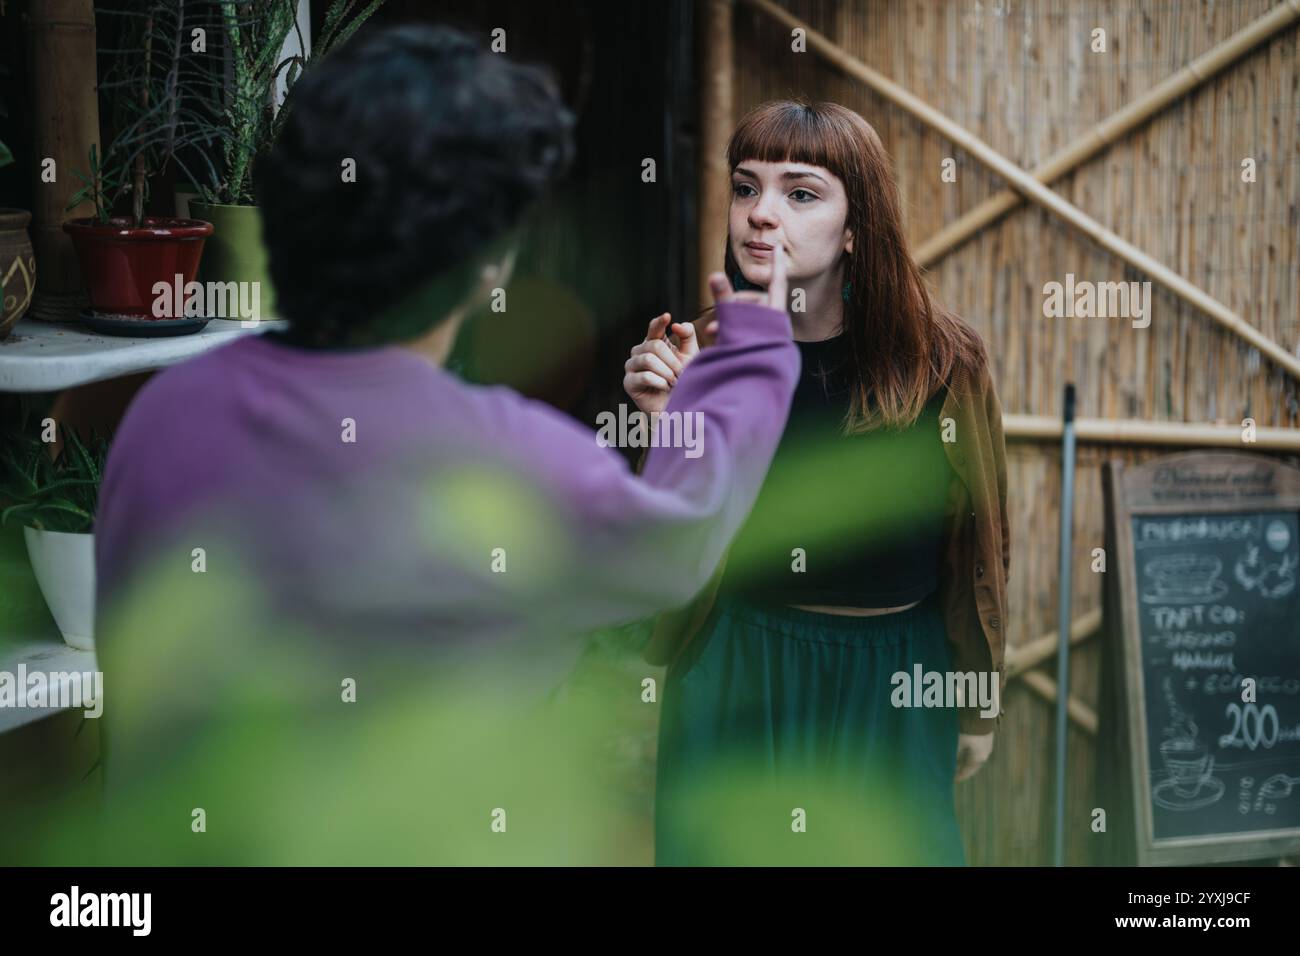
[{"left": 92, "top": 26, "right": 803, "bottom": 815}]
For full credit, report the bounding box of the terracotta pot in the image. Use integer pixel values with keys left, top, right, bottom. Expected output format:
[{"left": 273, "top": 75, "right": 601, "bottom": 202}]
[
  {"left": 0, "top": 208, "right": 36, "bottom": 339},
  {"left": 63, "top": 216, "right": 213, "bottom": 318}
]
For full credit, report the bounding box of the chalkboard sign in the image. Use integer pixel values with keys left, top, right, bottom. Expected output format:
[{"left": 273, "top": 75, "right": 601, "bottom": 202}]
[{"left": 1104, "top": 451, "right": 1300, "bottom": 865}]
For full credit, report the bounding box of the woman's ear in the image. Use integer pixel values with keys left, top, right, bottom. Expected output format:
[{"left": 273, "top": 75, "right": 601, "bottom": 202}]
[{"left": 844, "top": 228, "right": 854, "bottom": 255}]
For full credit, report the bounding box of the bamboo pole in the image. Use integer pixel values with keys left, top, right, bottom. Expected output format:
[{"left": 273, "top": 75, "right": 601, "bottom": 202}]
[
  {"left": 697, "top": 0, "right": 734, "bottom": 315},
  {"left": 1005, "top": 414, "right": 1300, "bottom": 451},
  {"left": 739, "top": 0, "right": 1300, "bottom": 382},
  {"left": 915, "top": 1, "right": 1300, "bottom": 267},
  {"left": 24, "top": 0, "right": 99, "bottom": 323},
  {"left": 1005, "top": 609, "right": 1102, "bottom": 679},
  {"left": 1020, "top": 670, "right": 1099, "bottom": 736}
]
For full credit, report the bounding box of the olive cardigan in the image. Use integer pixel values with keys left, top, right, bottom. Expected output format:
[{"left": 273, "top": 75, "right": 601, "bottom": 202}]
[{"left": 640, "top": 340, "right": 1011, "bottom": 735}]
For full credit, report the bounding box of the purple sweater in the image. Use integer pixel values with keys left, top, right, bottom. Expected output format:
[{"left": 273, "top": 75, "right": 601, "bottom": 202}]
[{"left": 94, "top": 301, "right": 799, "bottom": 656}]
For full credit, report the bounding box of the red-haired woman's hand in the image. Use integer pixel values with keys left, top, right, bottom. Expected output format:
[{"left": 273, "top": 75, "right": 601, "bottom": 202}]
[
  {"left": 623, "top": 246, "right": 788, "bottom": 414},
  {"left": 955, "top": 731, "right": 995, "bottom": 782},
  {"left": 623, "top": 312, "right": 703, "bottom": 414}
]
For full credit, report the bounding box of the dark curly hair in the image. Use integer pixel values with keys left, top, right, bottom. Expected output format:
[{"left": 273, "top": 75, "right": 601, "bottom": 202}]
[{"left": 255, "top": 24, "right": 575, "bottom": 347}]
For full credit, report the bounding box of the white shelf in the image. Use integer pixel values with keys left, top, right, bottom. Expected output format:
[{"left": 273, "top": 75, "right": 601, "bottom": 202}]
[
  {"left": 0, "top": 316, "right": 287, "bottom": 393},
  {"left": 0, "top": 635, "right": 99, "bottom": 733}
]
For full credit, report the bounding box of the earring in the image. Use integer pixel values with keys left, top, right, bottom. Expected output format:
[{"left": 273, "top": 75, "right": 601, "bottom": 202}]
[{"left": 842, "top": 281, "right": 852, "bottom": 303}]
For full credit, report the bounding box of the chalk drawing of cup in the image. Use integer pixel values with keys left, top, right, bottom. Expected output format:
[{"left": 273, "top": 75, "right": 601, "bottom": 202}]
[
  {"left": 1147, "top": 555, "right": 1222, "bottom": 599},
  {"left": 1160, "top": 738, "right": 1214, "bottom": 798}
]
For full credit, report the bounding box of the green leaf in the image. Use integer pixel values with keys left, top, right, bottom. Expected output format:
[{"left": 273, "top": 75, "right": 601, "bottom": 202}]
[
  {"left": 63, "top": 426, "right": 91, "bottom": 472},
  {"left": 24, "top": 476, "right": 97, "bottom": 497},
  {"left": 1, "top": 503, "right": 39, "bottom": 527},
  {"left": 0, "top": 140, "right": 12, "bottom": 168},
  {"left": 0, "top": 457, "right": 38, "bottom": 496},
  {"left": 35, "top": 500, "right": 94, "bottom": 522},
  {"left": 324, "top": 0, "right": 386, "bottom": 58}
]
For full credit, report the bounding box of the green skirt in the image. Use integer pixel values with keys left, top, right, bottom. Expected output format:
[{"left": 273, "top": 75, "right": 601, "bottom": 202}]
[{"left": 654, "top": 589, "right": 966, "bottom": 866}]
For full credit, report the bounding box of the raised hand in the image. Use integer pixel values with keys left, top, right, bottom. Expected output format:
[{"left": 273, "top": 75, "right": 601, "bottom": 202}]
[
  {"left": 623, "top": 312, "right": 703, "bottom": 414},
  {"left": 623, "top": 245, "right": 788, "bottom": 414}
]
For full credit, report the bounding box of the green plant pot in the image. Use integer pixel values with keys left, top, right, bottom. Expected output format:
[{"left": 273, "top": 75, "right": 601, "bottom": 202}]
[{"left": 188, "top": 201, "right": 276, "bottom": 321}]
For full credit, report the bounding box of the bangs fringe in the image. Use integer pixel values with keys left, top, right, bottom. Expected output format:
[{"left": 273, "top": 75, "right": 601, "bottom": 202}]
[{"left": 726, "top": 100, "right": 860, "bottom": 185}]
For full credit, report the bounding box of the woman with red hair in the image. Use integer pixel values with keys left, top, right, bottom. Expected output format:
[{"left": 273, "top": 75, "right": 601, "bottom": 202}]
[{"left": 624, "top": 100, "right": 1011, "bottom": 866}]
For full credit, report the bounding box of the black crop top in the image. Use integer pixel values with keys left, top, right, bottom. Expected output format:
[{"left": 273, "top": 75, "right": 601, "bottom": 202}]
[{"left": 719, "top": 331, "right": 954, "bottom": 606}]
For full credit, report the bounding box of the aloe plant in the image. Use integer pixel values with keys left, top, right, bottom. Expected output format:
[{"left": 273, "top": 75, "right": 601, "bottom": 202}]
[
  {"left": 63, "top": 1, "right": 386, "bottom": 219},
  {"left": 199, "top": 0, "right": 387, "bottom": 206},
  {"left": 0, "top": 421, "right": 109, "bottom": 535}
]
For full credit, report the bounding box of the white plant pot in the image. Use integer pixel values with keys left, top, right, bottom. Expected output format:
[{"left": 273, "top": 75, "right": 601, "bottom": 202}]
[{"left": 23, "top": 527, "right": 95, "bottom": 650}]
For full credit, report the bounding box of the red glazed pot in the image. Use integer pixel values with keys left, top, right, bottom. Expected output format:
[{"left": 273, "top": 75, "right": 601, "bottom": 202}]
[{"left": 63, "top": 217, "right": 213, "bottom": 318}]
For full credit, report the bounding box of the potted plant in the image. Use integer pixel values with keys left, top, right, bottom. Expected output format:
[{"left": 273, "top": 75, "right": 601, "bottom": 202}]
[
  {"left": 190, "top": 0, "right": 386, "bottom": 319},
  {"left": 0, "top": 86, "right": 37, "bottom": 339},
  {"left": 62, "top": 3, "right": 230, "bottom": 327},
  {"left": 0, "top": 205, "right": 34, "bottom": 339},
  {"left": 0, "top": 419, "right": 108, "bottom": 650}
]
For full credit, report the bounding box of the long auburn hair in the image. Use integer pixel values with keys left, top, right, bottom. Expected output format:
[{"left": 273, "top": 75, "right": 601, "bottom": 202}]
[{"left": 714, "top": 99, "right": 987, "bottom": 433}]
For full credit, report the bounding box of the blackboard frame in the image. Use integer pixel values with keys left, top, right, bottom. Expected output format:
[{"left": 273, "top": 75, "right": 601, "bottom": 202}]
[{"left": 1104, "top": 450, "right": 1300, "bottom": 866}]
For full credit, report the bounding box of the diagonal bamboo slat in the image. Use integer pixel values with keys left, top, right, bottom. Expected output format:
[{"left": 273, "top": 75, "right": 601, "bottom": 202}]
[{"left": 914, "top": 1, "right": 1300, "bottom": 268}]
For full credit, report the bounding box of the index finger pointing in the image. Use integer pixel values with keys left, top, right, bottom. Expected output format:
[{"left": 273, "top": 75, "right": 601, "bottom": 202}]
[{"left": 767, "top": 243, "right": 788, "bottom": 312}]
